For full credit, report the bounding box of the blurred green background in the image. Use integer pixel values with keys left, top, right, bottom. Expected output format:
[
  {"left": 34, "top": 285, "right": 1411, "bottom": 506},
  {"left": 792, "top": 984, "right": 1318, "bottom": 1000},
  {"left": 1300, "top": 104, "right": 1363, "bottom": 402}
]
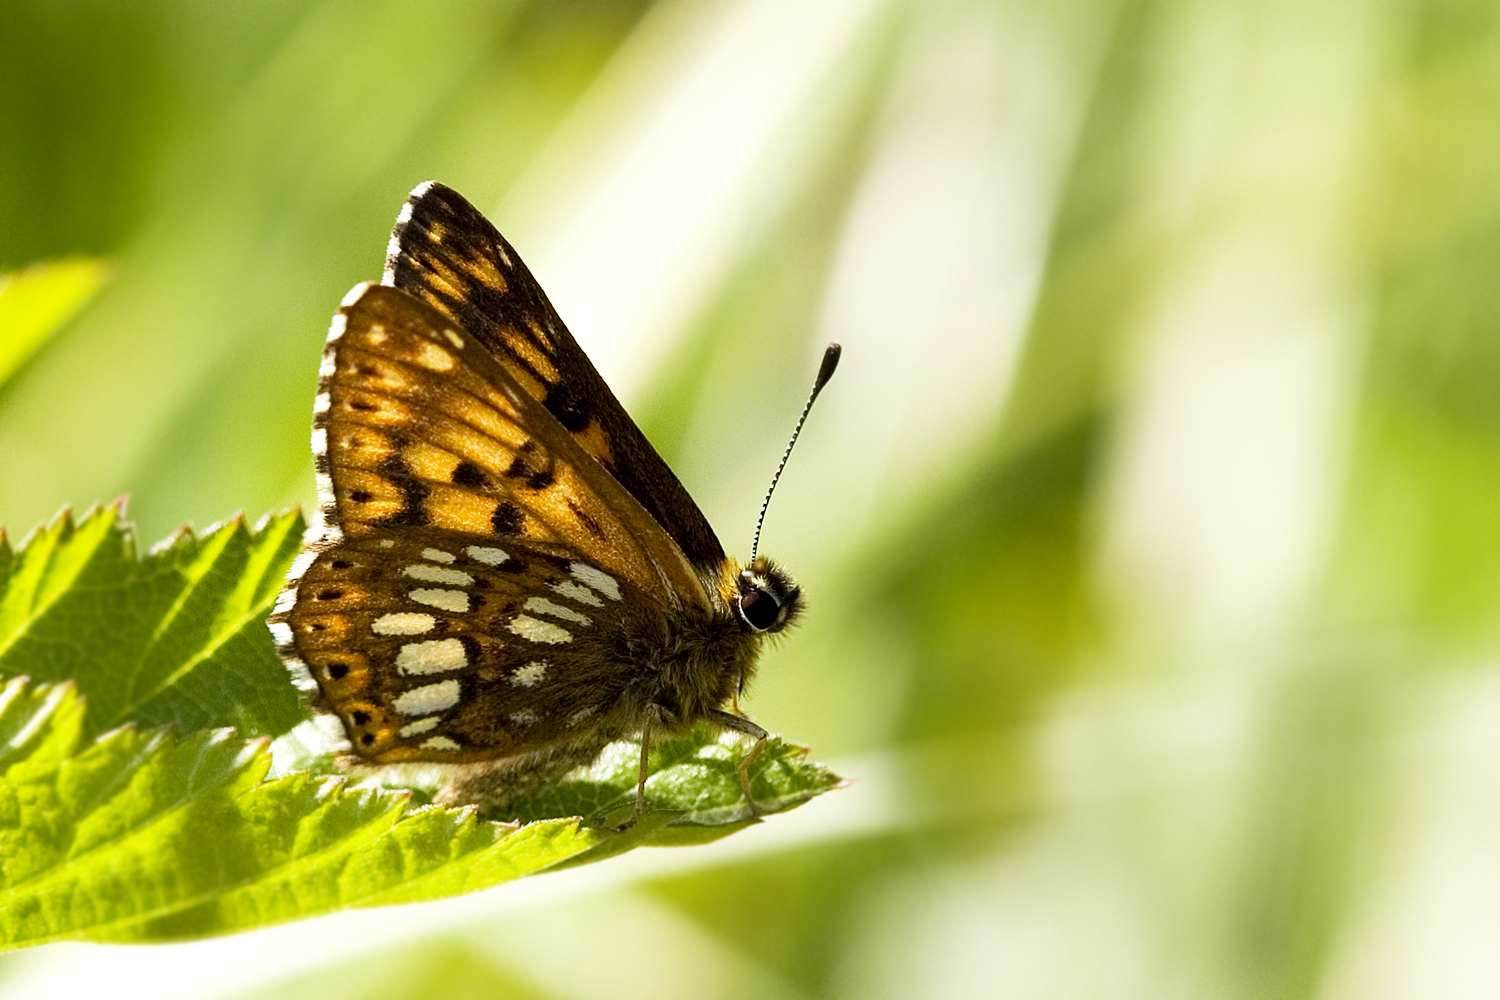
[{"left": 4, "top": 0, "right": 1500, "bottom": 996}]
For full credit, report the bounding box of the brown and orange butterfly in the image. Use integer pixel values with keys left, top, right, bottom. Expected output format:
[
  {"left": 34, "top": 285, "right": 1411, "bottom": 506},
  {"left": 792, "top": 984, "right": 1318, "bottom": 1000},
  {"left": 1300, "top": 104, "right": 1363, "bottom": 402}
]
[{"left": 269, "top": 182, "right": 838, "bottom": 822}]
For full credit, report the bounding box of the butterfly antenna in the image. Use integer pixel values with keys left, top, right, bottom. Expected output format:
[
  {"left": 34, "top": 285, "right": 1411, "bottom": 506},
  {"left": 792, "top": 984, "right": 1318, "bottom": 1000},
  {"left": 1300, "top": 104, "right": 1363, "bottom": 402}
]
[{"left": 750, "top": 343, "right": 842, "bottom": 562}]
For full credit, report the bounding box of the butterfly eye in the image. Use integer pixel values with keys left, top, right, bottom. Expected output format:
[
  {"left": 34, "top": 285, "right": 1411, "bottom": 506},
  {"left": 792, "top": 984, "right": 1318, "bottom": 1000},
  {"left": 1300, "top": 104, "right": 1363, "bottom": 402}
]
[
  {"left": 736, "top": 588, "right": 783, "bottom": 632},
  {"left": 735, "top": 559, "right": 802, "bottom": 634}
]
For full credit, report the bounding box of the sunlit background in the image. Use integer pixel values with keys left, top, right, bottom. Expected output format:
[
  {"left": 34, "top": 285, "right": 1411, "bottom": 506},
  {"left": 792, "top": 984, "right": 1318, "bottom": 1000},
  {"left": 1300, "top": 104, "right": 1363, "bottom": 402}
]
[{"left": 4, "top": 0, "right": 1500, "bottom": 996}]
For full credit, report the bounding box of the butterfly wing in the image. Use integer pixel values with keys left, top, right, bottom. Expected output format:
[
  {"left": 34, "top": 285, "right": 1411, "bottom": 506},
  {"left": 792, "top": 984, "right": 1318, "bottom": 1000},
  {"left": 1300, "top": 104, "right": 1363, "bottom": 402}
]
[
  {"left": 283, "top": 527, "right": 656, "bottom": 764},
  {"left": 383, "top": 181, "right": 729, "bottom": 583},
  {"left": 314, "top": 282, "right": 707, "bottom": 608},
  {"left": 275, "top": 281, "right": 712, "bottom": 763}
]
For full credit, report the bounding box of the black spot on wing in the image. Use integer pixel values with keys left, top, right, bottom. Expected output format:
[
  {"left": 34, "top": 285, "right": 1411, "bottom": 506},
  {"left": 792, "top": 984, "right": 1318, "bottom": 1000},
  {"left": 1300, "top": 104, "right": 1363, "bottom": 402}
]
[
  {"left": 378, "top": 454, "right": 430, "bottom": 526},
  {"left": 544, "top": 384, "right": 591, "bottom": 433},
  {"left": 504, "top": 455, "right": 555, "bottom": 491},
  {"left": 452, "top": 460, "right": 486, "bottom": 487},
  {"left": 492, "top": 501, "right": 523, "bottom": 535}
]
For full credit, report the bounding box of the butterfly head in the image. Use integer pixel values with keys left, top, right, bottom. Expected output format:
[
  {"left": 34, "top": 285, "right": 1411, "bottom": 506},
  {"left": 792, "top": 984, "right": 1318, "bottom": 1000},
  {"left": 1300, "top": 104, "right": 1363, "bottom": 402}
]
[{"left": 734, "top": 556, "right": 803, "bottom": 634}]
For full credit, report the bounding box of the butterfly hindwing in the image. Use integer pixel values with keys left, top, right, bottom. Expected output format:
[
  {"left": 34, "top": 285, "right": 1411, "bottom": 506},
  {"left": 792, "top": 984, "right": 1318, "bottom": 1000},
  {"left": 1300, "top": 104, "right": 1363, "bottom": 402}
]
[
  {"left": 383, "top": 181, "right": 729, "bottom": 581},
  {"left": 287, "top": 529, "right": 660, "bottom": 762}
]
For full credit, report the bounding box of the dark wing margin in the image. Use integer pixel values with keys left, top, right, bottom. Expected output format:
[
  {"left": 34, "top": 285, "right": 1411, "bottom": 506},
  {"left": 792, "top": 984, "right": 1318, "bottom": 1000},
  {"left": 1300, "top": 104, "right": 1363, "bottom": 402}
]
[{"left": 382, "top": 181, "right": 728, "bottom": 577}]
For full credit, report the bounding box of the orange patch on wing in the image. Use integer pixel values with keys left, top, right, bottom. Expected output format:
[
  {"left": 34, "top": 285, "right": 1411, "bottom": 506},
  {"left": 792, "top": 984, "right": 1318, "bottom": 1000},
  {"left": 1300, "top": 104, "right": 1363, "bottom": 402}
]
[
  {"left": 336, "top": 468, "right": 408, "bottom": 522},
  {"left": 308, "top": 651, "right": 374, "bottom": 697},
  {"left": 422, "top": 485, "right": 506, "bottom": 535},
  {"left": 458, "top": 249, "right": 509, "bottom": 294},
  {"left": 572, "top": 420, "right": 614, "bottom": 466},
  {"left": 416, "top": 255, "right": 469, "bottom": 307},
  {"left": 400, "top": 439, "right": 462, "bottom": 483},
  {"left": 497, "top": 322, "right": 558, "bottom": 383},
  {"left": 329, "top": 426, "right": 396, "bottom": 468},
  {"left": 499, "top": 358, "right": 546, "bottom": 401},
  {"left": 334, "top": 392, "right": 421, "bottom": 431}
]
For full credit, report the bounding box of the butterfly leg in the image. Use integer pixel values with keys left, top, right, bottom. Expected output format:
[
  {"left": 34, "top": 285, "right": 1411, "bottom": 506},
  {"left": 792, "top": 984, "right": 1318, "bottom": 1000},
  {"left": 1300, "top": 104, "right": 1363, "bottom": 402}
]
[
  {"left": 707, "top": 710, "right": 769, "bottom": 817},
  {"left": 619, "top": 716, "right": 655, "bottom": 832}
]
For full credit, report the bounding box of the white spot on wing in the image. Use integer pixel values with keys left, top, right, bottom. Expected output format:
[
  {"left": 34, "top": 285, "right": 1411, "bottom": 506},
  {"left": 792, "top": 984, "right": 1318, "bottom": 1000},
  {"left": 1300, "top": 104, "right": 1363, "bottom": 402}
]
[
  {"left": 421, "top": 547, "right": 457, "bottom": 563},
  {"left": 378, "top": 539, "right": 396, "bottom": 549},
  {"left": 395, "top": 638, "right": 467, "bottom": 675},
  {"left": 399, "top": 717, "right": 439, "bottom": 738},
  {"left": 393, "top": 679, "right": 461, "bottom": 716},
  {"left": 523, "top": 596, "right": 590, "bottom": 625},
  {"left": 511, "top": 661, "right": 547, "bottom": 687},
  {"left": 403, "top": 563, "right": 474, "bottom": 586},
  {"left": 465, "top": 545, "right": 509, "bottom": 566},
  {"left": 421, "top": 735, "right": 460, "bottom": 752},
  {"left": 373, "top": 612, "right": 436, "bottom": 635},
  {"left": 508, "top": 615, "right": 571, "bottom": 644},
  {"left": 551, "top": 580, "right": 603, "bottom": 607},
  {"left": 312, "top": 392, "right": 331, "bottom": 415},
  {"left": 566, "top": 705, "right": 596, "bottom": 728},
  {"left": 509, "top": 709, "right": 539, "bottom": 726},
  {"left": 310, "top": 426, "right": 327, "bottom": 455},
  {"left": 410, "top": 588, "right": 470, "bottom": 613},
  {"left": 415, "top": 340, "right": 454, "bottom": 372},
  {"left": 267, "top": 621, "right": 292, "bottom": 645},
  {"left": 570, "top": 562, "right": 621, "bottom": 601},
  {"left": 442, "top": 328, "right": 464, "bottom": 349}
]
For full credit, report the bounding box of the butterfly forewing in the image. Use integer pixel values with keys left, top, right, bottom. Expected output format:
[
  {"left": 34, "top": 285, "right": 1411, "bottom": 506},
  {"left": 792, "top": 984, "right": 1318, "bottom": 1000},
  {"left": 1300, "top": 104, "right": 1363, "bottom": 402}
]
[
  {"left": 318, "top": 282, "right": 706, "bottom": 608},
  {"left": 384, "top": 182, "right": 729, "bottom": 582}
]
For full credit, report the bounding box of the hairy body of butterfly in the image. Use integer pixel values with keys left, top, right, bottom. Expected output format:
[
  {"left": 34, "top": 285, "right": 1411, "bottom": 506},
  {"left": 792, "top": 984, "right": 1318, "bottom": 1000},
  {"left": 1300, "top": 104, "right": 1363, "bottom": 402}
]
[{"left": 269, "top": 182, "right": 816, "bottom": 821}]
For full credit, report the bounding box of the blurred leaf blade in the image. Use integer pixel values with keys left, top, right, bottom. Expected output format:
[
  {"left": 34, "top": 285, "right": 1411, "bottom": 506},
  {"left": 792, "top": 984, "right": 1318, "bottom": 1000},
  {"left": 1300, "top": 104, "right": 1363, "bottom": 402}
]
[{"left": 0, "top": 258, "right": 111, "bottom": 389}]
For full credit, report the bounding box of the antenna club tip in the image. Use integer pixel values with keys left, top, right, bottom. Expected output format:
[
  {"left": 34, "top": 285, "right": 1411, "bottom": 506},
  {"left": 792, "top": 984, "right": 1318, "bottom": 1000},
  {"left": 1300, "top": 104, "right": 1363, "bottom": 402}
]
[{"left": 816, "top": 342, "right": 842, "bottom": 389}]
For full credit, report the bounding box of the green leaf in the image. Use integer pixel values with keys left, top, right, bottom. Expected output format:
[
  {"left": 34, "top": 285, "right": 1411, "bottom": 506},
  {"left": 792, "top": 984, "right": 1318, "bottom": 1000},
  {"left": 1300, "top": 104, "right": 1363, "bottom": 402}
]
[
  {"left": 0, "top": 258, "right": 112, "bottom": 389},
  {"left": 0, "top": 676, "right": 843, "bottom": 949},
  {"left": 497, "top": 730, "right": 846, "bottom": 834},
  {"left": 0, "top": 508, "right": 846, "bottom": 947},
  {"left": 0, "top": 504, "right": 307, "bottom": 738},
  {"left": 0, "top": 676, "right": 608, "bottom": 949}
]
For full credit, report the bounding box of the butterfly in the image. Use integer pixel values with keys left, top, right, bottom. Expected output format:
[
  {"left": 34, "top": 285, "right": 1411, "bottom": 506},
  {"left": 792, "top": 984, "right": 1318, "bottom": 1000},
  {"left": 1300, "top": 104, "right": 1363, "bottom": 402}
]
[{"left": 269, "top": 181, "right": 837, "bottom": 824}]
